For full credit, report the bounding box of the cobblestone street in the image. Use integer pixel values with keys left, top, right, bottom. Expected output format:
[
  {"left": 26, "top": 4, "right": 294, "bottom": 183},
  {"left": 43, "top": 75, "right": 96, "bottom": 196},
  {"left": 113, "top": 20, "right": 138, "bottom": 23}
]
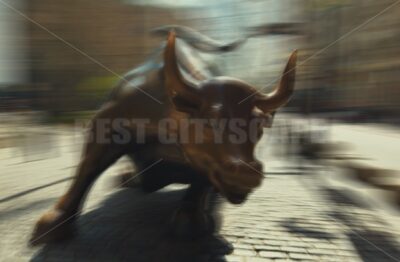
[{"left": 1, "top": 124, "right": 400, "bottom": 262}]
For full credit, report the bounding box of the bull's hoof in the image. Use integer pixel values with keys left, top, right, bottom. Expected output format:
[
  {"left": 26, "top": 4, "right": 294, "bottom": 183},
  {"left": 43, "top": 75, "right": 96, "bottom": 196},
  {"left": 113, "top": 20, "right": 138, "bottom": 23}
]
[
  {"left": 29, "top": 209, "right": 76, "bottom": 246},
  {"left": 169, "top": 207, "right": 216, "bottom": 240},
  {"left": 202, "top": 235, "right": 234, "bottom": 256}
]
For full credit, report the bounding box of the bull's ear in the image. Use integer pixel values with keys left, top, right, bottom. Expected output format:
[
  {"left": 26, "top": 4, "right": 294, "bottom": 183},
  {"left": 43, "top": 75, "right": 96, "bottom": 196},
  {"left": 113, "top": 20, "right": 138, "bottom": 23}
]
[
  {"left": 253, "top": 107, "right": 276, "bottom": 128},
  {"left": 164, "top": 31, "right": 202, "bottom": 113},
  {"left": 255, "top": 50, "right": 297, "bottom": 112}
]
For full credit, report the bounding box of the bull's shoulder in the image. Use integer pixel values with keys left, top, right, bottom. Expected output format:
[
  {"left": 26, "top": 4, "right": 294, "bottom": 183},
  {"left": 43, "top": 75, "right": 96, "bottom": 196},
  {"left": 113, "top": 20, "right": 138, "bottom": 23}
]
[{"left": 131, "top": 142, "right": 188, "bottom": 165}]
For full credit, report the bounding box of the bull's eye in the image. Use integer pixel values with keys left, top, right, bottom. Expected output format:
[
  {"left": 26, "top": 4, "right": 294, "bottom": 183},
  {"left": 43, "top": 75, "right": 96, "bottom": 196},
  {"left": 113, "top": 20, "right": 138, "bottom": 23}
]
[
  {"left": 252, "top": 107, "right": 274, "bottom": 128},
  {"left": 253, "top": 107, "right": 263, "bottom": 116},
  {"left": 210, "top": 103, "right": 222, "bottom": 112}
]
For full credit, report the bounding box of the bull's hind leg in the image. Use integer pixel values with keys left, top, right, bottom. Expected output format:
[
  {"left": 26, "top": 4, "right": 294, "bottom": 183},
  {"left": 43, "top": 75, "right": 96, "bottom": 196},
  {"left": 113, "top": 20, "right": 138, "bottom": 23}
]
[{"left": 30, "top": 138, "right": 125, "bottom": 245}]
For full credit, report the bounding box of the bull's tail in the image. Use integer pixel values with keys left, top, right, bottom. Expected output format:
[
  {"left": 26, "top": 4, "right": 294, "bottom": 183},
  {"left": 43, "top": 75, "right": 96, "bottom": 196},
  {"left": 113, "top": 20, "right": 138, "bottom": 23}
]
[
  {"left": 151, "top": 24, "right": 303, "bottom": 53},
  {"left": 247, "top": 23, "right": 304, "bottom": 37},
  {"left": 151, "top": 25, "right": 246, "bottom": 53}
]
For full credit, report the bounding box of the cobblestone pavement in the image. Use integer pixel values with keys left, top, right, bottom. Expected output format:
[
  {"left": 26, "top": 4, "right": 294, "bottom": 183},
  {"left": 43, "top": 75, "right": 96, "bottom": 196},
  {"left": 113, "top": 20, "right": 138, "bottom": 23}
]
[{"left": 1, "top": 126, "right": 400, "bottom": 262}]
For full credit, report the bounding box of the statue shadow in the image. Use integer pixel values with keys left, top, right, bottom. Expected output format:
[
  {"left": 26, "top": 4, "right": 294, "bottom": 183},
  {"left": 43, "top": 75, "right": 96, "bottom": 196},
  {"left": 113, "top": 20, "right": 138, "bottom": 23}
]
[
  {"left": 280, "top": 218, "right": 338, "bottom": 241},
  {"left": 31, "top": 188, "right": 231, "bottom": 262}
]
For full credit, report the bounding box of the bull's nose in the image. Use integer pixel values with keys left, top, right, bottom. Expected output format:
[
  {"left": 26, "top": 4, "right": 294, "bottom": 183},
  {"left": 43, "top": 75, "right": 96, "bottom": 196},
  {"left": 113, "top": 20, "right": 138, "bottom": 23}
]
[
  {"left": 220, "top": 159, "right": 264, "bottom": 188},
  {"left": 224, "top": 158, "right": 263, "bottom": 173},
  {"left": 246, "top": 160, "right": 263, "bottom": 173}
]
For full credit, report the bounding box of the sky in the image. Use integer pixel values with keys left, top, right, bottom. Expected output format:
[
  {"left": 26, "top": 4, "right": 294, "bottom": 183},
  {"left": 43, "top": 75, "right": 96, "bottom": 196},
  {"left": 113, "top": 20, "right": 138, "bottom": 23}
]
[{"left": 122, "top": 0, "right": 238, "bottom": 8}]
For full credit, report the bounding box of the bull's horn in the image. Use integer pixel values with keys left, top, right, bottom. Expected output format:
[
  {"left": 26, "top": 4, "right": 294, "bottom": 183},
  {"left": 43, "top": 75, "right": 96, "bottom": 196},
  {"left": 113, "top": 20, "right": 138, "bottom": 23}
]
[
  {"left": 255, "top": 50, "right": 297, "bottom": 112},
  {"left": 164, "top": 31, "right": 202, "bottom": 111}
]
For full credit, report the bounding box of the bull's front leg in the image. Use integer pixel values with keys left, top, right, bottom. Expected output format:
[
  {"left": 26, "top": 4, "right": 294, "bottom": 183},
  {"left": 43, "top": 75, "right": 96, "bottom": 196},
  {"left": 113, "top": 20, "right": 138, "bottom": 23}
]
[
  {"left": 170, "top": 181, "right": 218, "bottom": 239},
  {"left": 30, "top": 126, "right": 125, "bottom": 245}
]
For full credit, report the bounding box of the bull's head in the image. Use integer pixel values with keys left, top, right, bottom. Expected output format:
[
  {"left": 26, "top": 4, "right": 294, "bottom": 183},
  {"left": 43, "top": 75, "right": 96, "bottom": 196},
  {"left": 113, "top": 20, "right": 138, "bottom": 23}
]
[{"left": 164, "top": 32, "right": 297, "bottom": 204}]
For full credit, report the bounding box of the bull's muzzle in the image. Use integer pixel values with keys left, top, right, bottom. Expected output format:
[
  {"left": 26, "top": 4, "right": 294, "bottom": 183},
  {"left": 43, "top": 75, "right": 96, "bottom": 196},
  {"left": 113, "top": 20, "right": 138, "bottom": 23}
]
[{"left": 212, "top": 159, "right": 264, "bottom": 204}]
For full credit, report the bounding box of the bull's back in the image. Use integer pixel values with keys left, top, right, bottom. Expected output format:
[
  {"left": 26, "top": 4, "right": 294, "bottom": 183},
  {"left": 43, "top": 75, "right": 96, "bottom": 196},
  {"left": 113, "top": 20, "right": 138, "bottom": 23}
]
[{"left": 110, "top": 40, "right": 215, "bottom": 102}]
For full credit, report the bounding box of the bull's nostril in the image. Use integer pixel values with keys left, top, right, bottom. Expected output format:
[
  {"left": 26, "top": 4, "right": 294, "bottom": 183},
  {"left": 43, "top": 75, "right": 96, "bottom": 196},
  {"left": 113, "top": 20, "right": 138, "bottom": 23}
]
[
  {"left": 229, "top": 163, "right": 240, "bottom": 173},
  {"left": 223, "top": 159, "right": 263, "bottom": 177},
  {"left": 247, "top": 161, "right": 263, "bottom": 172},
  {"left": 223, "top": 158, "right": 240, "bottom": 171}
]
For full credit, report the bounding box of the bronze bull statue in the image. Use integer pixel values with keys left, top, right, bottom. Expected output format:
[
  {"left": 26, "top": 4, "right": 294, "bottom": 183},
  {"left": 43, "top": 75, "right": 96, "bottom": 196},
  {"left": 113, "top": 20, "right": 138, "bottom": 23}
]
[{"left": 30, "top": 26, "right": 297, "bottom": 244}]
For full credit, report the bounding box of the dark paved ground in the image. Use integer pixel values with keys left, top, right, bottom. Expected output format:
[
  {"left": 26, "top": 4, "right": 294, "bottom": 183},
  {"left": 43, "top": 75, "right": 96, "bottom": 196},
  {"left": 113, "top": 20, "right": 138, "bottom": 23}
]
[{"left": 1, "top": 123, "right": 400, "bottom": 261}]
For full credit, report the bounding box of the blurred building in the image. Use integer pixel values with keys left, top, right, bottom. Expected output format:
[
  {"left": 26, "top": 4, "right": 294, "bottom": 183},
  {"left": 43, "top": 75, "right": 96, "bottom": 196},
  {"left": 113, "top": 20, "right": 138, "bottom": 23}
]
[
  {"left": 301, "top": 0, "right": 400, "bottom": 121},
  {"left": 1, "top": 0, "right": 398, "bottom": 122},
  {"left": 0, "top": 0, "right": 28, "bottom": 85},
  {"left": 0, "top": 0, "right": 30, "bottom": 111},
  {"left": 28, "top": 0, "right": 182, "bottom": 113},
  {"left": 26, "top": 0, "right": 305, "bottom": 114}
]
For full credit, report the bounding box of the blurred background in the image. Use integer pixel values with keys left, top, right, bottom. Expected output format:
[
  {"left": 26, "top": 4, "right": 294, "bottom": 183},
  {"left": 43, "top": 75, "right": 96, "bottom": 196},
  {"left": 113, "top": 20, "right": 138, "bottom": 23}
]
[
  {"left": 1, "top": 0, "right": 400, "bottom": 261},
  {"left": 1, "top": 0, "right": 399, "bottom": 120}
]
